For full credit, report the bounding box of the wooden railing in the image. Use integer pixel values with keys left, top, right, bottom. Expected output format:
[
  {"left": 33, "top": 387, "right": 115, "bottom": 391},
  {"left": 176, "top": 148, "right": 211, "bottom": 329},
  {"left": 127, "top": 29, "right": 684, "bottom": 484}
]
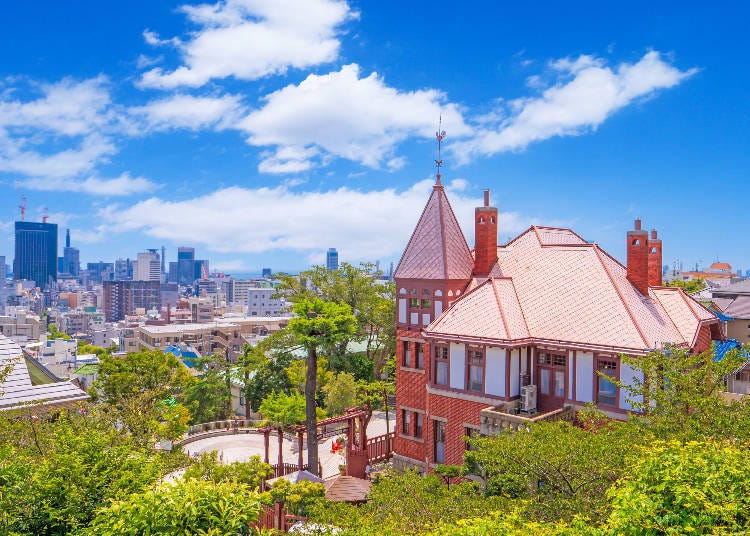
[
  {"left": 271, "top": 462, "right": 309, "bottom": 478},
  {"left": 253, "top": 501, "right": 309, "bottom": 533},
  {"left": 367, "top": 431, "right": 395, "bottom": 463}
]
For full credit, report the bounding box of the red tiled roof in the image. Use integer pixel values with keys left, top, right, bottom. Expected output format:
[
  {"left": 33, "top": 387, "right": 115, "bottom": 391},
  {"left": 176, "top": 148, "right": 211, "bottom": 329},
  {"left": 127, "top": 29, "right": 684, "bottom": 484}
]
[
  {"left": 394, "top": 184, "right": 474, "bottom": 280},
  {"left": 428, "top": 226, "right": 718, "bottom": 353}
]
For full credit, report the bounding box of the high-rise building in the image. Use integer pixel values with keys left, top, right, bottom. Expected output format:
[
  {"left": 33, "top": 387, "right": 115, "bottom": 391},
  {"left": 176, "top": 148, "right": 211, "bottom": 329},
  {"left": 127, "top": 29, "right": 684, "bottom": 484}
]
[
  {"left": 0, "top": 256, "right": 6, "bottom": 280},
  {"left": 114, "top": 258, "right": 134, "bottom": 281},
  {"left": 86, "top": 261, "right": 114, "bottom": 284},
  {"left": 177, "top": 247, "right": 195, "bottom": 285},
  {"left": 134, "top": 250, "right": 161, "bottom": 281},
  {"left": 326, "top": 248, "right": 339, "bottom": 271},
  {"left": 14, "top": 221, "right": 58, "bottom": 288},
  {"left": 62, "top": 228, "right": 80, "bottom": 277},
  {"left": 102, "top": 280, "right": 161, "bottom": 321},
  {"left": 194, "top": 259, "right": 209, "bottom": 280}
]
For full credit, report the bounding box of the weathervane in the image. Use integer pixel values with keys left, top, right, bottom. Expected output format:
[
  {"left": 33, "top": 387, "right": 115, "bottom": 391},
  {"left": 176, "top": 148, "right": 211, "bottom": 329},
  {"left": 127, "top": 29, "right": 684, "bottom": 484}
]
[{"left": 435, "top": 115, "right": 446, "bottom": 185}]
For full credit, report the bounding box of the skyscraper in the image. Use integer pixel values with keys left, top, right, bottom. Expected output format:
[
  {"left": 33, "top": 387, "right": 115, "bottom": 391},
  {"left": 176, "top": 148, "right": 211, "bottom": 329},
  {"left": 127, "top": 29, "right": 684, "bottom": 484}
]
[
  {"left": 134, "top": 250, "right": 161, "bottom": 281},
  {"left": 0, "top": 255, "right": 6, "bottom": 280},
  {"left": 14, "top": 221, "right": 58, "bottom": 288},
  {"left": 326, "top": 248, "right": 339, "bottom": 271},
  {"left": 177, "top": 247, "right": 196, "bottom": 285},
  {"left": 62, "top": 228, "right": 80, "bottom": 277}
]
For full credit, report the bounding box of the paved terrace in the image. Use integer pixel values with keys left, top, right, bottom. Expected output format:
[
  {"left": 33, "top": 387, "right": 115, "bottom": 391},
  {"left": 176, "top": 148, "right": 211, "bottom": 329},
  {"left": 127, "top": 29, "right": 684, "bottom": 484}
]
[{"left": 182, "top": 410, "right": 393, "bottom": 479}]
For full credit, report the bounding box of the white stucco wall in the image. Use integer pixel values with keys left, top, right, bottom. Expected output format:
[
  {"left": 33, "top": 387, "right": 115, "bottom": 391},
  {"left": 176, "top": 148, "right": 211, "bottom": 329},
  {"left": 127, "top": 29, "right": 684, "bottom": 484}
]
[
  {"left": 449, "top": 342, "right": 465, "bottom": 390},
  {"left": 485, "top": 347, "right": 506, "bottom": 397},
  {"left": 509, "top": 349, "right": 520, "bottom": 397},
  {"left": 576, "top": 351, "right": 594, "bottom": 403},
  {"left": 619, "top": 361, "right": 643, "bottom": 411}
]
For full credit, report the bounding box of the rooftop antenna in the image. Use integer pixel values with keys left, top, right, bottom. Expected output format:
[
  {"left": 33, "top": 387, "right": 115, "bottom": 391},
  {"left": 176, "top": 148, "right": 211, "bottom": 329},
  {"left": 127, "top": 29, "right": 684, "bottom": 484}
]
[
  {"left": 19, "top": 196, "right": 26, "bottom": 221},
  {"left": 435, "top": 115, "right": 446, "bottom": 186},
  {"left": 42, "top": 207, "right": 49, "bottom": 223}
]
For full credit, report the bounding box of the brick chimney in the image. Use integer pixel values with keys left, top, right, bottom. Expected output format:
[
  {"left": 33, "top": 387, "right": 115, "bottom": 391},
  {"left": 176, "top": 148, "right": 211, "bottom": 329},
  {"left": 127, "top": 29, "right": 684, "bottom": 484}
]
[
  {"left": 648, "top": 229, "right": 662, "bottom": 287},
  {"left": 474, "top": 189, "right": 498, "bottom": 277},
  {"left": 627, "top": 218, "right": 649, "bottom": 295}
]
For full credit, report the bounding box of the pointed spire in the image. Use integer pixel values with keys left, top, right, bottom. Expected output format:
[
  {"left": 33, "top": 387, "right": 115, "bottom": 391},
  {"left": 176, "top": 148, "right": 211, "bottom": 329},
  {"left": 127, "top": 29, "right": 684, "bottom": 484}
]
[{"left": 435, "top": 115, "right": 446, "bottom": 189}]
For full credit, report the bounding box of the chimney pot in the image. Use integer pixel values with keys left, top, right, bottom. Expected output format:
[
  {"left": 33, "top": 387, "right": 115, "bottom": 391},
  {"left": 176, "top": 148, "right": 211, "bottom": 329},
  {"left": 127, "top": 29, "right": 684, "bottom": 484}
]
[
  {"left": 651, "top": 229, "right": 658, "bottom": 239},
  {"left": 484, "top": 189, "right": 490, "bottom": 207},
  {"left": 634, "top": 218, "right": 642, "bottom": 231}
]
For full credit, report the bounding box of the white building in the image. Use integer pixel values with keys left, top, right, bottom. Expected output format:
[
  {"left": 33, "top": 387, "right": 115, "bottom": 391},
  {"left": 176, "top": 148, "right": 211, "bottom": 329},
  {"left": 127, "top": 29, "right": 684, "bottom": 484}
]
[
  {"left": 247, "top": 288, "right": 287, "bottom": 317},
  {"left": 134, "top": 250, "right": 161, "bottom": 282}
]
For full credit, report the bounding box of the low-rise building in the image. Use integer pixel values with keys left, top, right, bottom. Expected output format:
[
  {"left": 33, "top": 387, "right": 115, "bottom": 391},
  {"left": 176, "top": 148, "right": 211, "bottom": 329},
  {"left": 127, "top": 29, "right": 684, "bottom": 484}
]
[{"left": 0, "top": 310, "right": 40, "bottom": 342}]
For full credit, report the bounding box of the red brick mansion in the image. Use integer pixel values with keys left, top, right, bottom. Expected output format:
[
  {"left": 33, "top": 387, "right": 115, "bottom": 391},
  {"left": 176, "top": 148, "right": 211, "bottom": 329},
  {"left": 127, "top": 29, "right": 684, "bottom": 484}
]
[{"left": 392, "top": 177, "right": 720, "bottom": 470}]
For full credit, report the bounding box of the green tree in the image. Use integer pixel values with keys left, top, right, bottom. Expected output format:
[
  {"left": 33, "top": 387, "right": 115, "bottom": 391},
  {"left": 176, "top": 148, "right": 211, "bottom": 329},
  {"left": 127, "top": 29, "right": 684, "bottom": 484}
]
[
  {"left": 184, "top": 451, "right": 272, "bottom": 490},
  {"left": 242, "top": 347, "right": 293, "bottom": 412},
  {"left": 607, "top": 440, "right": 750, "bottom": 534},
  {"left": 47, "top": 323, "right": 71, "bottom": 339},
  {"left": 0, "top": 410, "right": 167, "bottom": 535},
  {"left": 94, "top": 350, "right": 195, "bottom": 443},
  {"left": 184, "top": 365, "right": 232, "bottom": 424},
  {"left": 664, "top": 277, "right": 706, "bottom": 294},
  {"left": 309, "top": 469, "right": 506, "bottom": 536},
  {"left": 287, "top": 298, "right": 356, "bottom": 476},
  {"left": 618, "top": 344, "right": 750, "bottom": 441},
  {"left": 322, "top": 372, "right": 357, "bottom": 416},
  {"left": 259, "top": 391, "right": 307, "bottom": 469},
  {"left": 276, "top": 263, "right": 396, "bottom": 378},
  {"left": 465, "top": 417, "right": 640, "bottom": 523},
  {"left": 80, "top": 479, "right": 262, "bottom": 536},
  {"left": 260, "top": 479, "right": 326, "bottom": 517}
]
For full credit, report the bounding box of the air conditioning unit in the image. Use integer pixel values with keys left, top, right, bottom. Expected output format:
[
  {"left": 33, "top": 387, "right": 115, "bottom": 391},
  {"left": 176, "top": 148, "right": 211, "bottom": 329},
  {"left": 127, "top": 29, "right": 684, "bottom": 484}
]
[{"left": 520, "top": 385, "right": 537, "bottom": 414}]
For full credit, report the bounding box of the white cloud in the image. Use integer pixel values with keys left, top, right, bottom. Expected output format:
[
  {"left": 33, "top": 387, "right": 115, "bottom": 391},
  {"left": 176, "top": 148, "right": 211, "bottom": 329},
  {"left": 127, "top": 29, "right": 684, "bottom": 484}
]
[
  {"left": 453, "top": 51, "right": 696, "bottom": 161},
  {"left": 0, "top": 75, "right": 113, "bottom": 136},
  {"left": 129, "top": 94, "right": 245, "bottom": 132},
  {"left": 0, "top": 76, "right": 123, "bottom": 180},
  {"left": 19, "top": 173, "right": 159, "bottom": 196},
  {"left": 139, "top": 0, "right": 356, "bottom": 89},
  {"left": 102, "top": 179, "right": 562, "bottom": 261},
  {"left": 237, "top": 64, "right": 471, "bottom": 172}
]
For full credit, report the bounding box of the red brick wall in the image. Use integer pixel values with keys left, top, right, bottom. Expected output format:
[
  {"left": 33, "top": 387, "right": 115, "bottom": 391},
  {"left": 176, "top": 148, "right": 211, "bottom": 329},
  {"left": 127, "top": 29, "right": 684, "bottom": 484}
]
[
  {"left": 627, "top": 221, "right": 649, "bottom": 295},
  {"left": 425, "top": 393, "right": 486, "bottom": 466},
  {"left": 474, "top": 206, "right": 498, "bottom": 277},
  {"left": 395, "top": 329, "right": 429, "bottom": 464},
  {"left": 647, "top": 230, "right": 662, "bottom": 287},
  {"left": 692, "top": 324, "right": 713, "bottom": 353}
]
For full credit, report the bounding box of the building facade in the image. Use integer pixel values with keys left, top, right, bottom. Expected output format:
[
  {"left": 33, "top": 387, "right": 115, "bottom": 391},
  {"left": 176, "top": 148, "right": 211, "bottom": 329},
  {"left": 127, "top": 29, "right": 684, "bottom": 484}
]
[
  {"left": 14, "top": 221, "right": 58, "bottom": 288},
  {"left": 135, "top": 250, "right": 161, "bottom": 282},
  {"left": 393, "top": 180, "right": 721, "bottom": 471},
  {"left": 326, "top": 248, "right": 339, "bottom": 271},
  {"left": 102, "top": 280, "right": 161, "bottom": 322},
  {"left": 62, "top": 229, "right": 80, "bottom": 277}
]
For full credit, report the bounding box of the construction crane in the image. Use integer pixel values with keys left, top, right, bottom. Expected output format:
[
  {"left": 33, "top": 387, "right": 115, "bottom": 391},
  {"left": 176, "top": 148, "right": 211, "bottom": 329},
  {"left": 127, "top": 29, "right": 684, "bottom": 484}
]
[
  {"left": 19, "top": 196, "right": 26, "bottom": 221},
  {"left": 42, "top": 207, "right": 49, "bottom": 223}
]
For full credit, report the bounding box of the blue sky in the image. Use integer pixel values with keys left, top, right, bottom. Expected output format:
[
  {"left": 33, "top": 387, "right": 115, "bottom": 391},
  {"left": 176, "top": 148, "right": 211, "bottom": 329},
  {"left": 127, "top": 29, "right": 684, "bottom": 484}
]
[{"left": 0, "top": 1, "right": 747, "bottom": 275}]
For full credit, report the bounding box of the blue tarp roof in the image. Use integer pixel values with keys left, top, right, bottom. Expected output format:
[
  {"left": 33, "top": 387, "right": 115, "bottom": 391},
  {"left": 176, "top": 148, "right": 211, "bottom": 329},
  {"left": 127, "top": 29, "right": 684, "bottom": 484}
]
[
  {"left": 713, "top": 339, "right": 749, "bottom": 362},
  {"left": 165, "top": 344, "right": 200, "bottom": 368}
]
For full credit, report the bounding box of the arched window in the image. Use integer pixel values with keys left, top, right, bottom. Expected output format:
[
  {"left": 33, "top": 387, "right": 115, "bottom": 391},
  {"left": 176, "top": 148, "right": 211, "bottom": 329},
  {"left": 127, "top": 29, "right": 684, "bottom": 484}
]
[{"left": 632, "top": 239, "right": 641, "bottom": 246}]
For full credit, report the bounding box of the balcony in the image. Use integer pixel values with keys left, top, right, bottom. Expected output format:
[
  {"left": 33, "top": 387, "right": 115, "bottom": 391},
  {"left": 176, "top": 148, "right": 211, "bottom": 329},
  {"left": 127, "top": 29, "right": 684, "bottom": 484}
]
[{"left": 480, "top": 402, "right": 576, "bottom": 435}]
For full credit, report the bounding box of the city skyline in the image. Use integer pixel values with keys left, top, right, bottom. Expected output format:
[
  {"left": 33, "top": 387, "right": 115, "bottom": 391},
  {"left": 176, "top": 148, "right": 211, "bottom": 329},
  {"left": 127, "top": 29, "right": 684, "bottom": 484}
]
[{"left": 0, "top": 2, "right": 747, "bottom": 273}]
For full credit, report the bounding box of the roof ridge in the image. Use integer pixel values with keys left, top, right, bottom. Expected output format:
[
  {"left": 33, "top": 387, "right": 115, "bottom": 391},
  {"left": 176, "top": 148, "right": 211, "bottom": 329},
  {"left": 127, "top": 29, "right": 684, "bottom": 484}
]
[
  {"left": 393, "top": 188, "right": 437, "bottom": 277},
  {"left": 593, "top": 244, "right": 651, "bottom": 348},
  {"left": 438, "top": 185, "right": 473, "bottom": 273},
  {"left": 489, "top": 278, "right": 511, "bottom": 339},
  {"left": 438, "top": 189, "right": 449, "bottom": 282}
]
